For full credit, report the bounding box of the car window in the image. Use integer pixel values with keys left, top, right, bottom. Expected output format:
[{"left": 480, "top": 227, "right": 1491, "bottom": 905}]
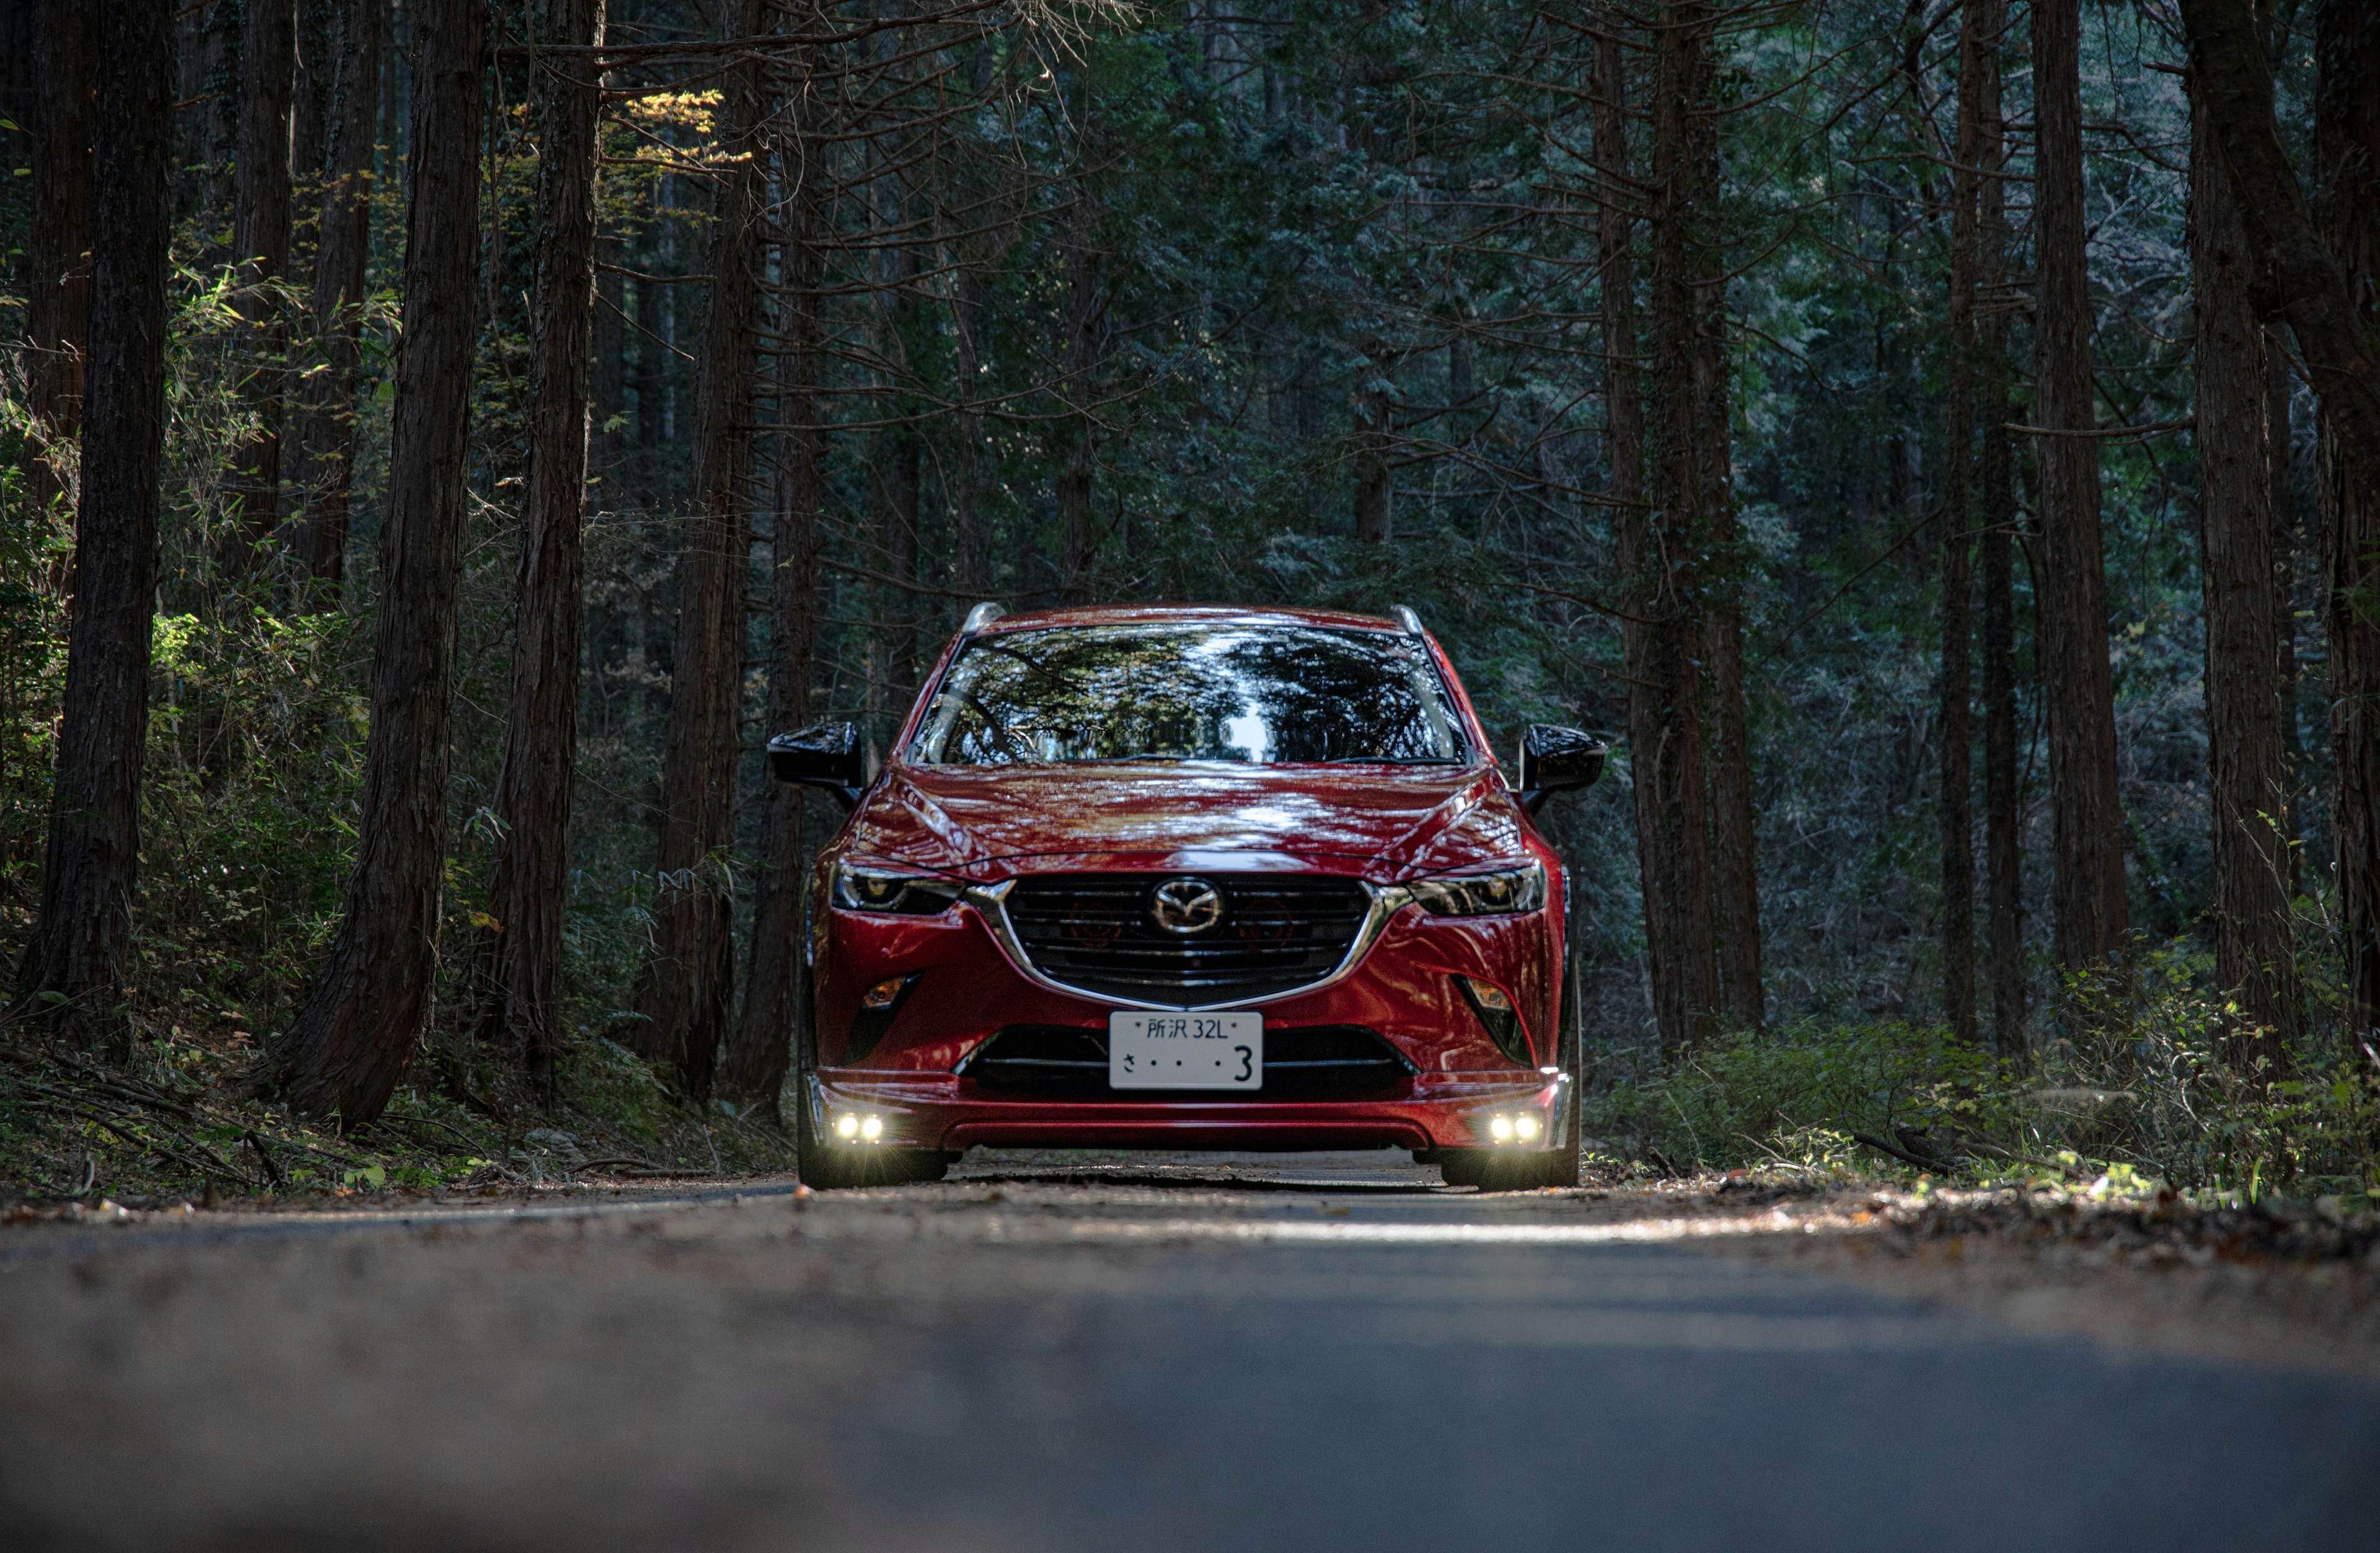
[{"left": 910, "top": 623, "right": 1468, "bottom": 766}]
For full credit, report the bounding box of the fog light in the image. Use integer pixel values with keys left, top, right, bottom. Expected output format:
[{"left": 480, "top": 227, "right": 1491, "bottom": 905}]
[
  {"left": 1514, "top": 1113, "right": 1541, "bottom": 1143},
  {"left": 835, "top": 1113, "right": 860, "bottom": 1139},
  {"left": 1490, "top": 1115, "right": 1515, "bottom": 1142},
  {"left": 860, "top": 1115, "right": 884, "bottom": 1141},
  {"left": 862, "top": 978, "right": 905, "bottom": 1011}
]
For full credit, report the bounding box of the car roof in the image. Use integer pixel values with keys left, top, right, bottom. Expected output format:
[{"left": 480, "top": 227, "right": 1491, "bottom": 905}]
[{"left": 972, "top": 603, "right": 1411, "bottom": 637}]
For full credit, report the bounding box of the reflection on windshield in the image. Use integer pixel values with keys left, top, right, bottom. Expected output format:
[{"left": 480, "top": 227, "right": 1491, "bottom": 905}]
[{"left": 911, "top": 624, "right": 1467, "bottom": 766}]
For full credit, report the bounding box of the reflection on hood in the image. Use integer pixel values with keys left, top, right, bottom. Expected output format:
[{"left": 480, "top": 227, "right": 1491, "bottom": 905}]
[{"left": 843, "top": 763, "right": 1528, "bottom": 880}]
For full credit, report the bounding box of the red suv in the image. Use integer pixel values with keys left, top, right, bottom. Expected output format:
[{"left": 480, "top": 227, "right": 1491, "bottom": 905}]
[{"left": 768, "top": 603, "right": 1606, "bottom": 1190}]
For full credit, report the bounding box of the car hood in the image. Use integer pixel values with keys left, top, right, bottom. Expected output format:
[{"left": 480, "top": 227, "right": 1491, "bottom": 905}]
[{"left": 841, "top": 763, "right": 1530, "bottom": 881}]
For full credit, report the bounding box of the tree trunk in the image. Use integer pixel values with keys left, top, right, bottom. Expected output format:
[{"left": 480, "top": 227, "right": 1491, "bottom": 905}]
[
  {"left": 287, "top": 0, "right": 387, "bottom": 596},
  {"left": 632, "top": 0, "right": 765, "bottom": 1100},
  {"left": 1692, "top": 44, "right": 1761, "bottom": 1035},
  {"left": 2312, "top": 0, "right": 2380, "bottom": 1048},
  {"left": 1058, "top": 218, "right": 1100, "bottom": 600},
  {"left": 1976, "top": 0, "right": 2025, "bottom": 1053},
  {"left": 1936, "top": 0, "right": 1996, "bottom": 1044},
  {"left": 22, "top": 0, "right": 95, "bottom": 513},
  {"left": 951, "top": 267, "right": 989, "bottom": 596},
  {"left": 10, "top": 0, "right": 173, "bottom": 1053},
  {"left": 483, "top": 0, "right": 606, "bottom": 1101},
  {"left": 1629, "top": 4, "right": 1722, "bottom": 1051},
  {"left": 268, "top": 0, "right": 485, "bottom": 1125},
  {"left": 2178, "top": 0, "right": 2380, "bottom": 462},
  {"left": 1353, "top": 342, "right": 1395, "bottom": 546},
  {"left": 2191, "top": 53, "right": 2300, "bottom": 1060},
  {"left": 2032, "top": 0, "right": 2131, "bottom": 983},
  {"left": 730, "top": 173, "right": 823, "bottom": 1118},
  {"left": 226, "top": 0, "right": 298, "bottom": 568}
]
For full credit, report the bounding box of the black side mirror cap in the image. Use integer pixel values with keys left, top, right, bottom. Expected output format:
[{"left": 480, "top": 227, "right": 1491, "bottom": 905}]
[
  {"left": 768, "top": 721, "right": 866, "bottom": 808},
  {"left": 1516, "top": 723, "right": 1608, "bottom": 815}
]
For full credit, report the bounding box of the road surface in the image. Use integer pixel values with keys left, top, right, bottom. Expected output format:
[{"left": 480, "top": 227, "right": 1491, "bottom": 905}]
[{"left": 2, "top": 1150, "right": 2372, "bottom": 1551}]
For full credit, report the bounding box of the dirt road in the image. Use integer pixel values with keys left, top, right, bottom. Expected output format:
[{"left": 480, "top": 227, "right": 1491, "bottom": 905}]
[{"left": 2, "top": 1151, "right": 2373, "bottom": 1551}]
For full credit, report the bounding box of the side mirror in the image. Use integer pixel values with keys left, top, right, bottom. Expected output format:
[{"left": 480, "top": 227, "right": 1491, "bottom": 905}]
[
  {"left": 768, "top": 722, "right": 866, "bottom": 808},
  {"left": 1515, "top": 724, "right": 1607, "bottom": 815}
]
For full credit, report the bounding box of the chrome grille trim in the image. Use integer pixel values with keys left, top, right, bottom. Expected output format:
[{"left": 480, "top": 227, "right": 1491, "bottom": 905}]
[{"left": 966, "top": 877, "right": 1413, "bottom": 1012}]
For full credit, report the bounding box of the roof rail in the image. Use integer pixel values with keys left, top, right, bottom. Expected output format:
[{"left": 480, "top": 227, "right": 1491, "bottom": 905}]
[
  {"left": 1391, "top": 604, "right": 1425, "bottom": 636},
  {"left": 961, "top": 601, "right": 1005, "bottom": 634}
]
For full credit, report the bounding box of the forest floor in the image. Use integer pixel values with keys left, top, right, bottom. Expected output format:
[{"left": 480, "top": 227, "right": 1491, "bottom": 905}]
[{"left": 2, "top": 1150, "right": 2374, "bottom": 1549}]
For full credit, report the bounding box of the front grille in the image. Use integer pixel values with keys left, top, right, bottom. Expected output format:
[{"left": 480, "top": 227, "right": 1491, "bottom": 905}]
[
  {"left": 1003, "top": 873, "right": 1372, "bottom": 1004},
  {"left": 961, "top": 1024, "right": 1414, "bottom": 1101}
]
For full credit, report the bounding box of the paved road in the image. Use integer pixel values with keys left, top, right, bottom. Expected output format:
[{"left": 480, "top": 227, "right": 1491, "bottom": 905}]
[{"left": 2, "top": 1151, "right": 2372, "bottom": 1551}]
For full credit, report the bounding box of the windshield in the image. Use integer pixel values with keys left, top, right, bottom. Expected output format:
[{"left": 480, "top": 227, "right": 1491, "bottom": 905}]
[{"left": 910, "top": 623, "right": 1468, "bottom": 766}]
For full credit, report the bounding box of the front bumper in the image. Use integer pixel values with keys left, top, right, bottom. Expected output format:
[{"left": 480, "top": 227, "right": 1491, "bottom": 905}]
[
  {"left": 804, "top": 1066, "right": 1571, "bottom": 1155},
  {"left": 808, "top": 878, "right": 1568, "bottom": 1154}
]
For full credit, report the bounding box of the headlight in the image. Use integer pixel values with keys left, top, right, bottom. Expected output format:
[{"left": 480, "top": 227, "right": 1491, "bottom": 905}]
[
  {"left": 833, "top": 862, "right": 966, "bottom": 915},
  {"left": 1408, "top": 862, "right": 1545, "bottom": 916}
]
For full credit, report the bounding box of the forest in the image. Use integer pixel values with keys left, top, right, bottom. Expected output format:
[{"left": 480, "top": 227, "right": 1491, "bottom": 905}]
[{"left": 2, "top": 0, "right": 2378, "bottom": 1203}]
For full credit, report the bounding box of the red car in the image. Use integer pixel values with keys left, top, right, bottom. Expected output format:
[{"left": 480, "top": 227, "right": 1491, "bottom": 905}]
[{"left": 767, "top": 603, "right": 1607, "bottom": 1190}]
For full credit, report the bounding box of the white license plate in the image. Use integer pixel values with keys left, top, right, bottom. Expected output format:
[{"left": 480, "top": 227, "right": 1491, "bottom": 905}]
[{"left": 1108, "top": 1012, "right": 1263, "bottom": 1089}]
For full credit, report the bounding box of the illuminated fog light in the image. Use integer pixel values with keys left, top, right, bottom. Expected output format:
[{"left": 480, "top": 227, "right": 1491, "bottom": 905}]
[
  {"left": 835, "top": 1113, "right": 860, "bottom": 1140},
  {"left": 1514, "top": 1114, "right": 1541, "bottom": 1143},
  {"left": 860, "top": 1115, "right": 884, "bottom": 1141},
  {"left": 1489, "top": 1115, "right": 1515, "bottom": 1143}
]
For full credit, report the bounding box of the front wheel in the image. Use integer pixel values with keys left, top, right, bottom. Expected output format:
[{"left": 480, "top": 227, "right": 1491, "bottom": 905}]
[
  {"left": 1436, "top": 1148, "right": 1565, "bottom": 1191},
  {"left": 797, "top": 1099, "right": 949, "bottom": 1190}
]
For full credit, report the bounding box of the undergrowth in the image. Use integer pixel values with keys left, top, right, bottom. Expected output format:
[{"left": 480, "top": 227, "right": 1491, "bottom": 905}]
[{"left": 1585, "top": 947, "right": 2380, "bottom": 1208}]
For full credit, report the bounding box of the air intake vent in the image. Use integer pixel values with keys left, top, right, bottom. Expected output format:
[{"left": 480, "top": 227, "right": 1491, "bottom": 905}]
[{"left": 1002, "top": 874, "right": 1372, "bottom": 1005}]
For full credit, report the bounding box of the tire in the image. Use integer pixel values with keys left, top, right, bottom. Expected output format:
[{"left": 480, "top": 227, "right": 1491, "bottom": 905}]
[{"left": 1544, "top": 944, "right": 1585, "bottom": 1188}]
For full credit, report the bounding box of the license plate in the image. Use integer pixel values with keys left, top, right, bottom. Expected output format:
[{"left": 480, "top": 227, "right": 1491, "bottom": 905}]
[{"left": 1108, "top": 1012, "right": 1263, "bottom": 1089}]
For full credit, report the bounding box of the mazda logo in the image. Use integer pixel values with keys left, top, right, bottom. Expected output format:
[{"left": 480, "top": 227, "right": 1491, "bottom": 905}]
[{"left": 1148, "top": 877, "right": 1224, "bottom": 936}]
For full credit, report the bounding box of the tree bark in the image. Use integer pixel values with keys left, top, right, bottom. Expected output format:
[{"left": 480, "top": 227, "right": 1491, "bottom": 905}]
[
  {"left": 287, "top": 0, "right": 387, "bottom": 596},
  {"left": 2178, "top": 0, "right": 2380, "bottom": 461},
  {"left": 483, "top": 0, "right": 606, "bottom": 1101},
  {"left": 951, "top": 266, "right": 989, "bottom": 596},
  {"left": 1057, "top": 222, "right": 1101, "bottom": 601},
  {"left": 2190, "top": 53, "right": 2300, "bottom": 1059},
  {"left": 730, "top": 167, "right": 824, "bottom": 1118},
  {"left": 1975, "top": 0, "right": 2025, "bottom": 1053},
  {"left": 10, "top": 0, "right": 174, "bottom": 1053},
  {"left": 1934, "top": 0, "right": 1996, "bottom": 1044},
  {"left": 632, "top": 0, "right": 765, "bottom": 1100},
  {"left": 2312, "top": 0, "right": 2380, "bottom": 1048},
  {"left": 1628, "top": 4, "right": 1721, "bottom": 1051},
  {"left": 1693, "top": 39, "right": 1761, "bottom": 1035},
  {"left": 269, "top": 0, "right": 485, "bottom": 1125},
  {"left": 22, "top": 0, "right": 95, "bottom": 513},
  {"left": 2031, "top": 0, "right": 2131, "bottom": 983},
  {"left": 226, "top": 0, "right": 299, "bottom": 568}
]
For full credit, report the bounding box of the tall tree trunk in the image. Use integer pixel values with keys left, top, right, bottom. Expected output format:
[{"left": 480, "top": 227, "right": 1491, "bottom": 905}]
[
  {"left": 1693, "top": 46, "right": 1761, "bottom": 1034},
  {"left": 1976, "top": 0, "right": 2025, "bottom": 1053},
  {"left": 288, "top": 0, "right": 387, "bottom": 595},
  {"left": 22, "top": 0, "right": 95, "bottom": 513},
  {"left": 226, "top": 0, "right": 299, "bottom": 569},
  {"left": 2268, "top": 341, "right": 2301, "bottom": 896},
  {"left": 632, "top": 0, "right": 765, "bottom": 1100},
  {"left": 2191, "top": 53, "right": 2300, "bottom": 1059},
  {"left": 1936, "top": 0, "right": 1994, "bottom": 1043},
  {"left": 1353, "top": 342, "right": 1395, "bottom": 545},
  {"left": 2312, "top": 0, "right": 2380, "bottom": 1048},
  {"left": 10, "top": 0, "right": 174, "bottom": 1051},
  {"left": 884, "top": 427, "right": 921, "bottom": 727},
  {"left": 1057, "top": 221, "right": 1100, "bottom": 601},
  {"left": 2032, "top": 0, "right": 2131, "bottom": 983},
  {"left": 730, "top": 169, "right": 823, "bottom": 1118},
  {"left": 483, "top": 0, "right": 606, "bottom": 1100},
  {"left": 1631, "top": 4, "right": 1722, "bottom": 1051},
  {"left": 269, "top": 0, "right": 485, "bottom": 1124},
  {"left": 951, "top": 267, "right": 989, "bottom": 596}
]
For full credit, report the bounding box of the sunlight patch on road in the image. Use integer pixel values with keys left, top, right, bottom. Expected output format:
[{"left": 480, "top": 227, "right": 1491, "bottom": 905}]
[{"left": 988, "top": 1211, "right": 1810, "bottom": 1247}]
